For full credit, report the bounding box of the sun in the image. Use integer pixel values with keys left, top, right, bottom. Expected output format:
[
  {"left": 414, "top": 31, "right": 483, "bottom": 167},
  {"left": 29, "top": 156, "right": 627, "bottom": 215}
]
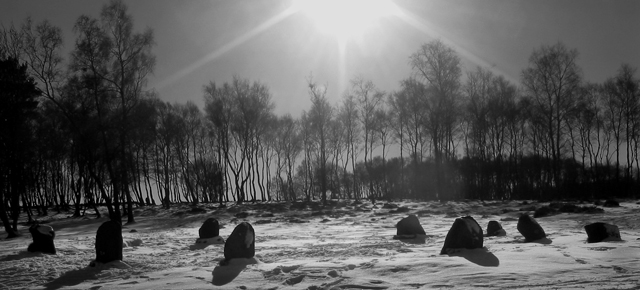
[{"left": 293, "top": 0, "right": 400, "bottom": 40}]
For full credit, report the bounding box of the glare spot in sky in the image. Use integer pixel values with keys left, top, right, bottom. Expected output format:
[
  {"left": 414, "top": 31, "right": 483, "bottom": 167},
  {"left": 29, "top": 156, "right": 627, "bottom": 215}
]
[{"left": 292, "top": 0, "right": 401, "bottom": 41}]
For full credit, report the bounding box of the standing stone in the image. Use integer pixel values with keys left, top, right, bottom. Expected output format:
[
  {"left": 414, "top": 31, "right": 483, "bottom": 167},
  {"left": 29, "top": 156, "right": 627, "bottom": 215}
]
[
  {"left": 486, "top": 220, "right": 506, "bottom": 237},
  {"left": 395, "top": 214, "right": 426, "bottom": 237},
  {"left": 224, "top": 222, "right": 255, "bottom": 262},
  {"left": 27, "top": 224, "right": 56, "bottom": 254},
  {"left": 440, "top": 216, "right": 483, "bottom": 254},
  {"left": 95, "top": 220, "right": 123, "bottom": 264},
  {"left": 199, "top": 218, "right": 220, "bottom": 239},
  {"left": 517, "top": 214, "right": 546, "bottom": 242},
  {"left": 584, "top": 222, "right": 621, "bottom": 243}
]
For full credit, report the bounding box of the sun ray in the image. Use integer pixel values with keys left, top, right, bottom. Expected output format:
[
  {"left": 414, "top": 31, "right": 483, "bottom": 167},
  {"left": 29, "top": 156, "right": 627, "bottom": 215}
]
[
  {"left": 154, "top": 0, "right": 517, "bottom": 95},
  {"left": 293, "top": 0, "right": 402, "bottom": 94},
  {"left": 337, "top": 39, "right": 347, "bottom": 94},
  {"left": 154, "top": 6, "right": 297, "bottom": 91},
  {"left": 392, "top": 5, "right": 518, "bottom": 84},
  {"left": 293, "top": 0, "right": 401, "bottom": 40}
]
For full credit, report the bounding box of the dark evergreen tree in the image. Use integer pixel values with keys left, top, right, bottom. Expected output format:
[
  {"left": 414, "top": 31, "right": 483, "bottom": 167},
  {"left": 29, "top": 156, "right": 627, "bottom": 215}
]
[{"left": 0, "top": 57, "right": 41, "bottom": 238}]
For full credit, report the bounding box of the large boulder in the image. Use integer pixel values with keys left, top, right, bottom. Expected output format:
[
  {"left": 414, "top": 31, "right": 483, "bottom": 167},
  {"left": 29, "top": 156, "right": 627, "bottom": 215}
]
[
  {"left": 486, "top": 220, "right": 506, "bottom": 237},
  {"left": 95, "top": 220, "right": 123, "bottom": 264},
  {"left": 395, "top": 214, "right": 426, "bottom": 238},
  {"left": 440, "top": 216, "right": 483, "bottom": 254},
  {"left": 517, "top": 214, "right": 546, "bottom": 242},
  {"left": 199, "top": 218, "right": 220, "bottom": 239},
  {"left": 27, "top": 224, "right": 56, "bottom": 254},
  {"left": 584, "top": 222, "right": 621, "bottom": 243},
  {"left": 223, "top": 222, "right": 255, "bottom": 262}
]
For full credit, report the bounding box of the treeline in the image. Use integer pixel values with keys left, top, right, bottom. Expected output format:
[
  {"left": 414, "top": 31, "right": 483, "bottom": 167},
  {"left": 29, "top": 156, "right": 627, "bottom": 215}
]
[
  {"left": 293, "top": 42, "right": 639, "bottom": 204},
  {"left": 1, "top": 1, "right": 639, "bottom": 238}
]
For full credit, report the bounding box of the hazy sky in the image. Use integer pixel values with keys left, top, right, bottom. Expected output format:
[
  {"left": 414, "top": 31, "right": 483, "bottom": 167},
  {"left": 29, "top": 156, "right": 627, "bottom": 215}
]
[{"left": 2, "top": 0, "right": 639, "bottom": 116}]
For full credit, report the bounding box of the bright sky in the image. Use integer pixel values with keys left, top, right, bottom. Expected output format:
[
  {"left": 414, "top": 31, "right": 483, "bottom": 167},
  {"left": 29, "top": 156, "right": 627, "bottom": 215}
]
[{"left": 2, "top": 0, "right": 639, "bottom": 116}]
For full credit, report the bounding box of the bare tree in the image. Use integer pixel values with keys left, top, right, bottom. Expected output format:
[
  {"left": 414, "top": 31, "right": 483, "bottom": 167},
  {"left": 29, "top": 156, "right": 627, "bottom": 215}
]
[
  {"left": 306, "top": 78, "right": 333, "bottom": 204},
  {"left": 0, "top": 18, "right": 64, "bottom": 105},
  {"left": 337, "top": 92, "right": 361, "bottom": 199},
  {"left": 69, "top": 0, "right": 155, "bottom": 223},
  {"left": 390, "top": 78, "right": 428, "bottom": 198},
  {"left": 204, "top": 82, "right": 233, "bottom": 205},
  {"left": 272, "top": 115, "right": 301, "bottom": 200},
  {"left": 350, "top": 77, "right": 384, "bottom": 202},
  {"left": 373, "top": 107, "right": 393, "bottom": 200},
  {"left": 463, "top": 67, "right": 519, "bottom": 199},
  {"left": 521, "top": 42, "right": 581, "bottom": 198},
  {"left": 410, "top": 39, "right": 462, "bottom": 199},
  {"left": 603, "top": 64, "right": 640, "bottom": 193},
  {"left": 203, "top": 77, "right": 274, "bottom": 203},
  {"left": 573, "top": 83, "right": 608, "bottom": 192},
  {"left": 299, "top": 112, "right": 315, "bottom": 200}
]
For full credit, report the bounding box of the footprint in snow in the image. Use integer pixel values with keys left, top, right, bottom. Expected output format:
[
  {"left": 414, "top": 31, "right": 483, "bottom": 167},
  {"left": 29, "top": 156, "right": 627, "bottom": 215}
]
[
  {"left": 390, "top": 266, "right": 409, "bottom": 273},
  {"left": 613, "top": 266, "right": 628, "bottom": 273}
]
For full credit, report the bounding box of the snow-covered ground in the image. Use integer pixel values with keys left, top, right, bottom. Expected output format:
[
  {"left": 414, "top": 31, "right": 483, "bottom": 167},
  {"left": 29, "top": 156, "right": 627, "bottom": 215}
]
[{"left": 1, "top": 199, "right": 639, "bottom": 289}]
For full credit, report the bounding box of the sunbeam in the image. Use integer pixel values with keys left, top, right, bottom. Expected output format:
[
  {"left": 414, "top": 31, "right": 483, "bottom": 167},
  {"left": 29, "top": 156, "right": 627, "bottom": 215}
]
[
  {"left": 154, "top": 6, "right": 298, "bottom": 91},
  {"left": 393, "top": 5, "right": 518, "bottom": 84},
  {"left": 337, "top": 39, "right": 347, "bottom": 94}
]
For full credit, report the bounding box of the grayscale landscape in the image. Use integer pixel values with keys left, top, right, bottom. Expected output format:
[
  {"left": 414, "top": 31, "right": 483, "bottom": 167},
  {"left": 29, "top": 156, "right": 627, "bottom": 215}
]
[{"left": 1, "top": 0, "right": 639, "bottom": 289}]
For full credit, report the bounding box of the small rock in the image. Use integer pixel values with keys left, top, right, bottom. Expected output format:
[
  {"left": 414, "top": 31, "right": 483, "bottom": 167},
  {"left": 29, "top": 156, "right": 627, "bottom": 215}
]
[
  {"left": 327, "top": 270, "right": 340, "bottom": 277},
  {"left": 195, "top": 236, "right": 224, "bottom": 244},
  {"left": 288, "top": 218, "right": 309, "bottom": 223},
  {"left": 533, "top": 206, "right": 554, "bottom": 218},
  {"left": 584, "top": 222, "right": 621, "bottom": 243},
  {"left": 445, "top": 211, "right": 459, "bottom": 218},
  {"left": 500, "top": 208, "right": 514, "bottom": 214},
  {"left": 486, "top": 220, "right": 505, "bottom": 237},
  {"left": 558, "top": 203, "right": 578, "bottom": 213},
  {"left": 199, "top": 218, "right": 220, "bottom": 239},
  {"left": 395, "top": 214, "right": 426, "bottom": 238},
  {"left": 235, "top": 212, "right": 250, "bottom": 218},
  {"left": 520, "top": 206, "right": 537, "bottom": 212},
  {"left": 27, "top": 224, "right": 56, "bottom": 254},
  {"left": 123, "top": 239, "right": 143, "bottom": 248},
  {"left": 393, "top": 206, "right": 410, "bottom": 213},
  {"left": 284, "top": 275, "right": 305, "bottom": 285}
]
